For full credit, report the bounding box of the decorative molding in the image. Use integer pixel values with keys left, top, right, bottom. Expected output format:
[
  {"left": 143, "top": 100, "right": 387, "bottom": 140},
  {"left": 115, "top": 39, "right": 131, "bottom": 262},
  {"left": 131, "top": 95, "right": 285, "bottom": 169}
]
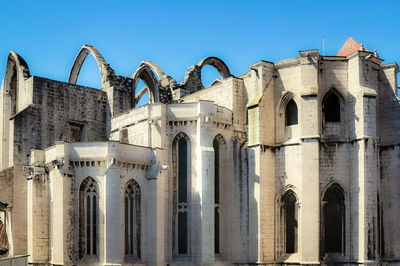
[
  {"left": 168, "top": 120, "right": 197, "bottom": 127},
  {"left": 213, "top": 121, "right": 232, "bottom": 130},
  {"left": 70, "top": 160, "right": 105, "bottom": 168}
]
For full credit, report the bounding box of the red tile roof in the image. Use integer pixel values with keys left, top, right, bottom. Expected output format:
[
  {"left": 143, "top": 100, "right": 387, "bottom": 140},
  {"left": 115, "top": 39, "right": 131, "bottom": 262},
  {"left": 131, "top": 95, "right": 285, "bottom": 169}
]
[{"left": 336, "top": 37, "right": 370, "bottom": 56}]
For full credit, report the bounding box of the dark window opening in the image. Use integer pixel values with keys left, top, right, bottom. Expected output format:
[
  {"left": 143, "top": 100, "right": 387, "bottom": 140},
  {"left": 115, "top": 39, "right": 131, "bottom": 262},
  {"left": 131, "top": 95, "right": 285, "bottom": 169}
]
[
  {"left": 79, "top": 177, "right": 98, "bottom": 257},
  {"left": 283, "top": 192, "right": 297, "bottom": 254},
  {"left": 324, "top": 94, "right": 340, "bottom": 122},
  {"left": 175, "top": 135, "right": 189, "bottom": 255},
  {"left": 213, "top": 138, "right": 220, "bottom": 254},
  {"left": 285, "top": 99, "right": 298, "bottom": 126},
  {"left": 120, "top": 129, "right": 128, "bottom": 144},
  {"left": 323, "top": 187, "right": 344, "bottom": 254},
  {"left": 178, "top": 212, "right": 188, "bottom": 254},
  {"left": 125, "top": 181, "right": 141, "bottom": 259},
  {"left": 86, "top": 195, "right": 91, "bottom": 254},
  {"left": 178, "top": 138, "right": 188, "bottom": 203},
  {"left": 70, "top": 123, "right": 86, "bottom": 142},
  {"left": 92, "top": 195, "right": 97, "bottom": 254},
  {"left": 378, "top": 195, "right": 384, "bottom": 258},
  {"left": 213, "top": 139, "right": 220, "bottom": 204},
  {"left": 215, "top": 208, "right": 220, "bottom": 254}
]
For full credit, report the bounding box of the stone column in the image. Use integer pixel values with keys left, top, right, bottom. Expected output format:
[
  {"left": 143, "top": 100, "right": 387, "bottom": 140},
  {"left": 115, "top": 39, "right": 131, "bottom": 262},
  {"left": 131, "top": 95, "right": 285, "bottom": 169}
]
[
  {"left": 27, "top": 166, "right": 49, "bottom": 264},
  {"left": 103, "top": 154, "right": 121, "bottom": 265},
  {"left": 300, "top": 139, "right": 320, "bottom": 263},
  {"left": 155, "top": 148, "right": 168, "bottom": 264},
  {"left": 347, "top": 52, "right": 380, "bottom": 262},
  {"left": 247, "top": 61, "right": 275, "bottom": 263},
  {"left": 194, "top": 101, "right": 214, "bottom": 263},
  {"left": 248, "top": 146, "right": 260, "bottom": 262},
  {"left": 144, "top": 176, "right": 158, "bottom": 263},
  {"left": 49, "top": 163, "right": 74, "bottom": 265},
  {"left": 298, "top": 50, "right": 320, "bottom": 264},
  {"left": 299, "top": 94, "right": 320, "bottom": 263}
]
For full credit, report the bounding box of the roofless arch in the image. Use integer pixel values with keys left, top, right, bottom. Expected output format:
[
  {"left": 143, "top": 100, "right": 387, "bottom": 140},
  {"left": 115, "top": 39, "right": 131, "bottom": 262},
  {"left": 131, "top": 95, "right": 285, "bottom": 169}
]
[
  {"left": 2, "top": 51, "right": 31, "bottom": 115},
  {"left": 197, "top": 57, "right": 232, "bottom": 79},
  {"left": 68, "top": 44, "right": 115, "bottom": 88},
  {"left": 4, "top": 51, "right": 31, "bottom": 82},
  {"left": 131, "top": 62, "right": 162, "bottom": 107}
]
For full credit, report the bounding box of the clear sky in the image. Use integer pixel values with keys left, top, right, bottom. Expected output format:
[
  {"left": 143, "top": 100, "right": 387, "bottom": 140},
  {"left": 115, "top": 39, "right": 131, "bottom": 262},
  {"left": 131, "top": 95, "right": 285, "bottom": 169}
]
[{"left": 0, "top": 0, "right": 399, "bottom": 91}]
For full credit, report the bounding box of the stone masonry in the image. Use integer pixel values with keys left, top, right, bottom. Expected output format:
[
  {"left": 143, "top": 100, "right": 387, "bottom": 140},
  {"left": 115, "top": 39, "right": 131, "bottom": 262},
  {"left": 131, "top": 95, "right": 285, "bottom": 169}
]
[{"left": 0, "top": 37, "right": 399, "bottom": 265}]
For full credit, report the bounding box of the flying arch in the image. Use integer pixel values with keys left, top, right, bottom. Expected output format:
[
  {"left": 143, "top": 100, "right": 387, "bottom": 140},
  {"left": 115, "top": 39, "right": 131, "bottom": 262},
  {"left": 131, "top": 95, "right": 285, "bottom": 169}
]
[
  {"left": 131, "top": 62, "right": 160, "bottom": 106},
  {"left": 68, "top": 44, "right": 115, "bottom": 88},
  {"left": 2, "top": 51, "right": 31, "bottom": 115},
  {"left": 4, "top": 51, "right": 30, "bottom": 82},
  {"left": 3, "top": 51, "right": 30, "bottom": 93},
  {"left": 197, "top": 57, "right": 232, "bottom": 79}
]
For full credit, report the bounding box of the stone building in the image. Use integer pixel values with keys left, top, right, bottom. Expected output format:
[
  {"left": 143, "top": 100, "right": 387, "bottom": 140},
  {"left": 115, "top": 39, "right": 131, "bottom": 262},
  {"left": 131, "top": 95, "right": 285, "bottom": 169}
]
[{"left": 0, "top": 37, "right": 399, "bottom": 265}]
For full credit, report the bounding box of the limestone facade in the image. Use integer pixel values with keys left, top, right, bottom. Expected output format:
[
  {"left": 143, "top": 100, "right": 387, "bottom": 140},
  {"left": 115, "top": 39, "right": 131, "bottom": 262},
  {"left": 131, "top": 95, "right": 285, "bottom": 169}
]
[{"left": 0, "top": 39, "right": 399, "bottom": 265}]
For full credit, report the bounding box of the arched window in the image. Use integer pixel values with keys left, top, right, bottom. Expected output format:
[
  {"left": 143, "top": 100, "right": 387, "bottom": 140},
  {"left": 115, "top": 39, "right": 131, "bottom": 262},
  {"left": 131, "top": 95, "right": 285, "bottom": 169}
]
[
  {"left": 323, "top": 93, "right": 340, "bottom": 122},
  {"left": 79, "top": 177, "right": 98, "bottom": 258},
  {"left": 173, "top": 133, "right": 190, "bottom": 255},
  {"left": 125, "top": 180, "right": 141, "bottom": 260},
  {"left": 282, "top": 191, "right": 297, "bottom": 254},
  {"left": 323, "top": 185, "right": 345, "bottom": 254},
  {"left": 213, "top": 135, "right": 225, "bottom": 254},
  {"left": 285, "top": 100, "right": 298, "bottom": 126}
]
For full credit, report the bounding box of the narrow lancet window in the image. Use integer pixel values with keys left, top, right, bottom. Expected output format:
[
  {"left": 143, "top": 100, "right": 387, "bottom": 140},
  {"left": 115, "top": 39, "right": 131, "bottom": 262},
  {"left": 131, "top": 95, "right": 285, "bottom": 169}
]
[
  {"left": 125, "top": 180, "right": 141, "bottom": 259},
  {"left": 173, "top": 133, "right": 190, "bottom": 256},
  {"left": 79, "top": 177, "right": 98, "bottom": 257},
  {"left": 213, "top": 137, "right": 220, "bottom": 254},
  {"left": 323, "top": 185, "right": 345, "bottom": 254},
  {"left": 178, "top": 137, "right": 188, "bottom": 254},
  {"left": 285, "top": 99, "right": 298, "bottom": 126},
  {"left": 282, "top": 191, "right": 297, "bottom": 254},
  {"left": 323, "top": 93, "right": 340, "bottom": 122}
]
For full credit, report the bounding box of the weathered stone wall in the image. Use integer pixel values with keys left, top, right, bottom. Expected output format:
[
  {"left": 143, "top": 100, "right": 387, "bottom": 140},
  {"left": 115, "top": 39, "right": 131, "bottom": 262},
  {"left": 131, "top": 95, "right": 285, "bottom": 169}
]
[
  {"left": 0, "top": 168, "right": 13, "bottom": 209},
  {"left": 32, "top": 76, "right": 108, "bottom": 146},
  {"left": 1, "top": 44, "right": 399, "bottom": 266}
]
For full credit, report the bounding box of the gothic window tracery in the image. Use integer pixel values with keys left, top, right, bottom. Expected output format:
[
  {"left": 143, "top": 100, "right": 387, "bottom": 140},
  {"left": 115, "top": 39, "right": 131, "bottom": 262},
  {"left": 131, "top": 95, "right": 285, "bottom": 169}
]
[
  {"left": 173, "top": 133, "right": 190, "bottom": 256},
  {"left": 213, "top": 135, "right": 225, "bottom": 254},
  {"left": 79, "top": 177, "right": 98, "bottom": 258},
  {"left": 124, "top": 179, "right": 141, "bottom": 260}
]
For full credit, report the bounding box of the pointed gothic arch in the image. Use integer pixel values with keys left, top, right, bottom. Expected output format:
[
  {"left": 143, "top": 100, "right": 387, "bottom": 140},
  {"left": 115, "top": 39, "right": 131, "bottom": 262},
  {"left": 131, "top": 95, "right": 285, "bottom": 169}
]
[
  {"left": 124, "top": 179, "right": 141, "bottom": 260},
  {"left": 79, "top": 177, "right": 99, "bottom": 258},
  {"left": 280, "top": 189, "right": 298, "bottom": 254},
  {"left": 213, "top": 134, "right": 227, "bottom": 254},
  {"left": 172, "top": 132, "right": 191, "bottom": 256},
  {"left": 197, "top": 57, "right": 232, "bottom": 88},
  {"left": 322, "top": 183, "right": 345, "bottom": 255},
  {"left": 131, "top": 62, "right": 160, "bottom": 107},
  {"left": 2, "top": 51, "right": 31, "bottom": 115},
  {"left": 68, "top": 45, "right": 115, "bottom": 88},
  {"left": 321, "top": 88, "right": 346, "bottom": 122},
  {"left": 197, "top": 57, "right": 232, "bottom": 79},
  {"left": 276, "top": 92, "right": 300, "bottom": 142}
]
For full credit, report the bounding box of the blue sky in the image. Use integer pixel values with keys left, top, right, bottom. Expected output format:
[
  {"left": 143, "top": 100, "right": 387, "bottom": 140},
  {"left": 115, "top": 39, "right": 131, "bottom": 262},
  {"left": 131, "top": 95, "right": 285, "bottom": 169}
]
[{"left": 0, "top": 0, "right": 399, "bottom": 92}]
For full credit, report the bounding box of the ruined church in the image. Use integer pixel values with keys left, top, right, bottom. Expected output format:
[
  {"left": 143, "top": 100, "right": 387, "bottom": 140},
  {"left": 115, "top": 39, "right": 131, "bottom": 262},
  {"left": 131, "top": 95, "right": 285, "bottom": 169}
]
[{"left": 0, "top": 37, "right": 399, "bottom": 265}]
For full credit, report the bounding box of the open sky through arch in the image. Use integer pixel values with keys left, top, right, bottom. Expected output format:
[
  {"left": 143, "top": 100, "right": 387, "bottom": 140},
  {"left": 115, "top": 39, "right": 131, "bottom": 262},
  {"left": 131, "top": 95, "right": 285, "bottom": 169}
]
[{"left": 0, "top": 0, "right": 399, "bottom": 99}]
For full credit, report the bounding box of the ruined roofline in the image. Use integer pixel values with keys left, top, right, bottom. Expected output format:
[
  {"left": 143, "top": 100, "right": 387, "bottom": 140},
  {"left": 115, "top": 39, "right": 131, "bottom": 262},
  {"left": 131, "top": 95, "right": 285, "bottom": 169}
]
[{"left": 37, "top": 75, "right": 108, "bottom": 91}]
